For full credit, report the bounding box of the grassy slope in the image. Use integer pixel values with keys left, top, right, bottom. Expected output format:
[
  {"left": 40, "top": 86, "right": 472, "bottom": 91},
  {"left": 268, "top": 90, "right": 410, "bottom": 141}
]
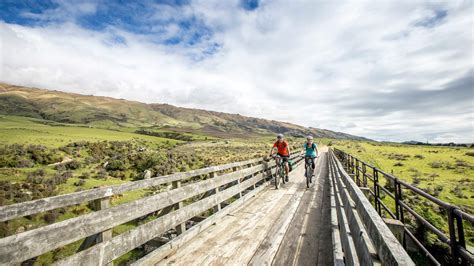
[
  {"left": 0, "top": 82, "right": 367, "bottom": 140},
  {"left": 0, "top": 115, "right": 180, "bottom": 148},
  {"left": 328, "top": 140, "right": 474, "bottom": 211}
]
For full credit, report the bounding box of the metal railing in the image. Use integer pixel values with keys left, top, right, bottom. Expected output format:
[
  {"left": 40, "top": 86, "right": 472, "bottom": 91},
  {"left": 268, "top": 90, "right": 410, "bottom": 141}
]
[{"left": 333, "top": 148, "right": 474, "bottom": 265}]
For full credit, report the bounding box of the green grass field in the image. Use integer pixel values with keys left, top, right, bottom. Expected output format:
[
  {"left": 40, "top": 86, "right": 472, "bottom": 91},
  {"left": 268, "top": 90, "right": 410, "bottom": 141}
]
[
  {"left": 327, "top": 140, "right": 474, "bottom": 211},
  {"left": 1, "top": 115, "right": 472, "bottom": 264},
  {"left": 0, "top": 115, "right": 181, "bottom": 148}
]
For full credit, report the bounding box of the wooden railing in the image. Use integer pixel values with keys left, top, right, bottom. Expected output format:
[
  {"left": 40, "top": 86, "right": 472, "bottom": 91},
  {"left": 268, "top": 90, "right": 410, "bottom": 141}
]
[
  {"left": 333, "top": 148, "right": 474, "bottom": 265},
  {"left": 328, "top": 149, "right": 414, "bottom": 265},
  {"left": 0, "top": 153, "right": 304, "bottom": 265}
]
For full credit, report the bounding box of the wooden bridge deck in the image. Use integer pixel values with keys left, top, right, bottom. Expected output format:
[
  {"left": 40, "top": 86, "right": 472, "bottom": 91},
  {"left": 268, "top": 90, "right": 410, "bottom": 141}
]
[{"left": 156, "top": 151, "right": 332, "bottom": 266}]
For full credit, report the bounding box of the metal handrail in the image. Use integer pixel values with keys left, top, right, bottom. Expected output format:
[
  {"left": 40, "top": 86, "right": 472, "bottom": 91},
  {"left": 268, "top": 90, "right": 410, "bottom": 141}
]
[{"left": 333, "top": 148, "right": 474, "bottom": 265}]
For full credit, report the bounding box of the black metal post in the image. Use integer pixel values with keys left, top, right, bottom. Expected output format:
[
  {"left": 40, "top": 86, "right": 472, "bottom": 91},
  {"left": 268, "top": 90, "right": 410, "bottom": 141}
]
[{"left": 394, "top": 178, "right": 400, "bottom": 220}]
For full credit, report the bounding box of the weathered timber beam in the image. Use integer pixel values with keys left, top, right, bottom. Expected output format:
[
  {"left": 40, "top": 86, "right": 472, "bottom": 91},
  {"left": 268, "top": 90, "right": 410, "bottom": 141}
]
[
  {"left": 0, "top": 163, "right": 268, "bottom": 264},
  {"left": 0, "top": 157, "right": 267, "bottom": 222},
  {"left": 54, "top": 172, "right": 265, "bottom": 265}
]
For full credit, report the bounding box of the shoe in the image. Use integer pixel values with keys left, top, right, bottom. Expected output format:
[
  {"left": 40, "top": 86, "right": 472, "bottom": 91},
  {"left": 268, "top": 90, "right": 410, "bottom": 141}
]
[{"left": 285, "top": 176, "right": 289, "bottom": 182}]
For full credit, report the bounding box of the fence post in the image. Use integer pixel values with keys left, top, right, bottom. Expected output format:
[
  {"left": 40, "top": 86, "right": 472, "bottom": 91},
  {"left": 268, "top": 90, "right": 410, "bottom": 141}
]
[
  {"left": 172, "top": 180, "right": 186, "bottom": 235},
  {"left": 455, "top": 213, "right": 467, "bottom": 266},
  {"left": 94, "top": 196, "right": 113, "bottom": 266},
  {"left": 355, "top": 159, "right": 360, "bottom": 186},
  {"left": 373, "top": 168, "right": 381, "bottom": 215},
  {"left": 447, "top": 208, "right": 458, "bottom": 265},
  {"left": 211, "top": 172, "right": 221, "bottom": 213},
  {"left": 233, "top": 166, "right": 242, "bottom": 198},
  {"left": 248, "top": 163, "right": 256, "bottom": 189},
  {"left": 362, "top": 163, "right": 367, "bottom": 187},
  {"left": 394, "top": 179, "right": 400, "bottom": 220}
]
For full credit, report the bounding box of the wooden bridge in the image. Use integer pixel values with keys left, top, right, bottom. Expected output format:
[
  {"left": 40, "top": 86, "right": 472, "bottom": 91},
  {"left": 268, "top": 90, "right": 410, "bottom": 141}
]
[{"left": 0, "top": 147, "right": 472, "bottom": 265}]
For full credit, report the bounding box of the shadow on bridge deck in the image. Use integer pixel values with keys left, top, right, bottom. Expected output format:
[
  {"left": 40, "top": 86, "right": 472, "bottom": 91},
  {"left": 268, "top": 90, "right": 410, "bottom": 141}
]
[{"left": 156, "top": 151, "right": 332, "bottom": 266}]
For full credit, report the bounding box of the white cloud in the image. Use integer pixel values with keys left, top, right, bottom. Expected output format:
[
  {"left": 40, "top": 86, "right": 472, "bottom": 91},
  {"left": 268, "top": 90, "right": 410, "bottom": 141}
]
[{"left": 0, "top": 0, "right": 472, "bottom": 142}]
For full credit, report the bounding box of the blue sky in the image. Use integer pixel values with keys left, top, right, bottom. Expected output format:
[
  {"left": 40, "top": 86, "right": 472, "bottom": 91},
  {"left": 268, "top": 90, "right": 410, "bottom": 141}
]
[{"left": 0, "top": 0, "right": 472, "bottom": 142}]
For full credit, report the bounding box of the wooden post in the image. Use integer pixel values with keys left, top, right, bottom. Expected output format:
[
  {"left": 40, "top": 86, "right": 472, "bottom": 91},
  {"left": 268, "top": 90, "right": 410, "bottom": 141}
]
[
  {"left": 232, "top": 167, "right": 242, "bottom": 198},
  {"left": 172, "top": 181, "right": 186, "bottom": 235},
  {"left": 248, "top": 163, "right": 257, "bottom": 189},
  {"left": 94, "top": 196, "right": 113, "bottom": 266},
  {"left": 211, "top": 172, "right": 221, "bottom": 213}
]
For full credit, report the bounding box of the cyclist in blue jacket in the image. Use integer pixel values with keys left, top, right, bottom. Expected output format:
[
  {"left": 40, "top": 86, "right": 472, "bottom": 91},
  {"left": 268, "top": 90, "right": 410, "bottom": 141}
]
[{"left": 303, "top": 136, "right": 318, "bottom": 175}]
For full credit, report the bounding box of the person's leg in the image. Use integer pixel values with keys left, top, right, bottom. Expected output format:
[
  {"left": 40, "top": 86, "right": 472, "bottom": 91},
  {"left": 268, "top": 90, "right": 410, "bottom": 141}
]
[{"left": 284, "top": 157, "right": 289, "bottom": 181}]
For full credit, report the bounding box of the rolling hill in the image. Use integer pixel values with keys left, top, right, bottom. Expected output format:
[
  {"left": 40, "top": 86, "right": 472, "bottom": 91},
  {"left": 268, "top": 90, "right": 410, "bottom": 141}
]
[{"left": 0, "top": 83, "right": 367, "bottom": 140}]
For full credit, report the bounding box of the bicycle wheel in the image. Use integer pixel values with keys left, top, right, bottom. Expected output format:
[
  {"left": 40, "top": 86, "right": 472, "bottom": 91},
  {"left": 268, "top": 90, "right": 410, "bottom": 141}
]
[
  {"left": 280, "top": 167, "right": 286, "bottom": 184},
  {"left": 275, "top": 166, "right": 280, "bottom": 189},
  {"left": 306, "top": 165, "right": 311, "bottom": 188}
]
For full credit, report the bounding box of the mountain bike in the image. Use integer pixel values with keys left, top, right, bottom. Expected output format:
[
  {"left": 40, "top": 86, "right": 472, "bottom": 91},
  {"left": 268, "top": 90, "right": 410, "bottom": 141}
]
[
  {"left": 273, "top": 155, "right": 286, "bottom": 189},
  {"left": 305, "top": 156, "right": 315, "bottom": 188}
]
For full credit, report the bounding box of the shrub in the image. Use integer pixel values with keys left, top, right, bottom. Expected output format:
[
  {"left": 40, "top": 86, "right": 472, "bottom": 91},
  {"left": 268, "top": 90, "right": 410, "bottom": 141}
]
[
  {"left": 465, "top": 152, "right": 474, "bottom": 157},
  {"left": 394, "top": 162, "right": 404, "bottom": 167},
  {"left": 96, "top": 169, "right": 107, "bottom": 179},
  {"left": 64, "top": 160, "right": 81, "bottom": 170},
  {"left": 451, "top": 185, "right": 464, "bottom": 198},
  {"left": 414, "top": 154, "right": 425, "bottom": 159},
  {"left": 433, "top": 185, "right": 443, "bottom": 197},
  {"left": 412, "top": 176, "right": 421, "bottom": 185},
  {"left": 106, "top": 160, "right": 126, "bottom": 171},
  {"left": 79, "top": 172, "right": 90, "bottom": 179},
  {"left": 43, "top": 211, "right": 58, "bottom": 223},
  {"left": 429, "top": 162, "right": 442, "bottom": 168},
  {"left": 74, "top": 180, "right": 86, "bottom": 186}
]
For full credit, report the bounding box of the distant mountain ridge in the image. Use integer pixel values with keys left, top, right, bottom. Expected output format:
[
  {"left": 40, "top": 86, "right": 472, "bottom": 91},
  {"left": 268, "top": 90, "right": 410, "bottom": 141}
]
[{"left": 0, "top": 83, "right": 368, "bottom": 140}]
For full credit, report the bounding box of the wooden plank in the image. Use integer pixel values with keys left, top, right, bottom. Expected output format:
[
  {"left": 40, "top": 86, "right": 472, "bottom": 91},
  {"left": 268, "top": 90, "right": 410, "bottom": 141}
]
[
  {"left": 331, "top": 161, "right": 360, "bottom": 266},
  {"left": 54, "top": 172, "right": 265, "bottom": 265},
  {"left": 331, "top": 155, "right": 380, "bottom": 265},
  {"left": 131, "top": 172, "right": 270, "bottom": 266},
  {"left": 0, "top": 157, "right": 266, "bottom": 222},
  {"left": 271, "top": 151, "right": 330, "bottom": 266},
  {"left": 0, "top": 163, "right": 268, "bottom": 264},
  {"left": 330, "top": 150, "right": 415, "bottom": 266},
  {"left": 155, "top": 163, "right": 304, "bottom": 265},
  {"left": 248, "top": 177, "right": 307, "bottom": 265},
  {"left": 329, "top": 158, "right": 345, "bottom": 266}
]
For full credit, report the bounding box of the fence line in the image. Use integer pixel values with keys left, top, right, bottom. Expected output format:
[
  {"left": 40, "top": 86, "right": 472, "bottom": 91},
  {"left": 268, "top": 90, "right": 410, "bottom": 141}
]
[
  {"left": 0, "top": 153, "right": 303, "bottom": 264},
  {"left": 333, "top": 148, "right": 474, "bottom": 265}
]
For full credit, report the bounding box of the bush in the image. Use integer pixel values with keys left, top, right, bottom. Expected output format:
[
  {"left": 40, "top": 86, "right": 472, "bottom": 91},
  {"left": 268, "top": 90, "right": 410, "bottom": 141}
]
[
  {"left": 433, "top": 185, "right": 443, "bottom": 196},
  {"left": 79, "top": 172, "right": 90, "bottom": 179},
  {"left": 74, "top": 180, "right": 86, "bottom": 186},
  {"left": 465, "top": 152, "right": 474, "bottom": 157},
  {"left": 429, "top": 162, "right": 442, "bottom": 168},
  {"left": 43, "top": 211, "right": 59, "bottom": 223},
  {"left": 96, "top": 169, "right": 107, "bottom": 179},
  {"left": 412, "top": 176, "right": 421, "bottom": 185},
  {"left": 64, "top": 160, "right": 81, "bottom": 170},
  {"left": 394, "top": 162, "right": 404, "bottom": 167},
  {"left": 414, "top": 154, "right": 425, "bottom": 159},
  {"left": 106, "top": 160, "right": 126, "bottom": 171}
]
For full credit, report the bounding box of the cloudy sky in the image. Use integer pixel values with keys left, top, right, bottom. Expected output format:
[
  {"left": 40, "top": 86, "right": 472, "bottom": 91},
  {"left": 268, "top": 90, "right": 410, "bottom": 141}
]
[{"left": 0, "top": 0, "right": 472, "bottom": 142}]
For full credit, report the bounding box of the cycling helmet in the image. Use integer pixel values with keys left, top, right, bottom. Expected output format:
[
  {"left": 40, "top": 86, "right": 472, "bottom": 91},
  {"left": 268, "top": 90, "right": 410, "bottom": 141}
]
[
  {"left": 307, "top": 135, "right": 313, "bottom": 140},
  {"left": 277, "top": 133, "right": 284, "bottom": 139}
]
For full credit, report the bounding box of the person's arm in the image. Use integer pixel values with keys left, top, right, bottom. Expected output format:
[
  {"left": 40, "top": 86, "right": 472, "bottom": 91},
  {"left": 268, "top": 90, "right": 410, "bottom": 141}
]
[
  {"left": 287, "top": 142, "right": 291, "bottom": 156},
  {"left": 314, "top": 144, "right": 319, "bottom": 157},
  {"left": 269, "top": 143, "right": 276, "bottom": 157}
]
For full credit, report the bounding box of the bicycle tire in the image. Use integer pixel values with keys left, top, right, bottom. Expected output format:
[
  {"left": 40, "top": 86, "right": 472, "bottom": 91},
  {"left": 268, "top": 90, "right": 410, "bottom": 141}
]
[
  {"left": 306, "top": 164, "right": 311, "bottom": 188},
  {"left": 275, "top": 166, "right": 280, "bottom": 189}
]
